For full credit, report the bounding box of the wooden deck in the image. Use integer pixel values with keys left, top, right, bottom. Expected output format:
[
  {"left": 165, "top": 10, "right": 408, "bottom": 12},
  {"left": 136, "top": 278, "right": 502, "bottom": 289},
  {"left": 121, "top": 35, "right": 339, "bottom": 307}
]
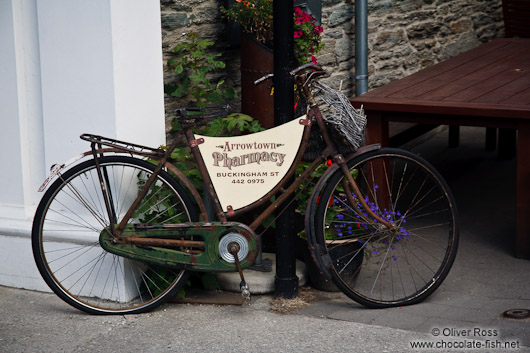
[{"left": 351, "top": 38, "right": 530, "bottom": 258}]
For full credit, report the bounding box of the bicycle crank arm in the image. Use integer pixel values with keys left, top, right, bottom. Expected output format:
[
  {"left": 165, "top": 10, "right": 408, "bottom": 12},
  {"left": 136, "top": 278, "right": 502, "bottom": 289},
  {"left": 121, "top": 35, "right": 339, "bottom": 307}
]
[
  {"left": 99, "top": 222, "right": 259, "bottom": 272},
  {"left": 228, "top": 242, "right": 251, "bottom": 301}
]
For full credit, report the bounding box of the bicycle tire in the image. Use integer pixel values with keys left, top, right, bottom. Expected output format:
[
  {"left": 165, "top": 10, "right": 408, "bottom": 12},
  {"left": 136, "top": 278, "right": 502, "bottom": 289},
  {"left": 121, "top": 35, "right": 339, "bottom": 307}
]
[
  {"left": 313, "top": 148, "right": 459, "bottom": 308},
  {"left": 32, "top": 156, "right": 198, "bottom": 314}
]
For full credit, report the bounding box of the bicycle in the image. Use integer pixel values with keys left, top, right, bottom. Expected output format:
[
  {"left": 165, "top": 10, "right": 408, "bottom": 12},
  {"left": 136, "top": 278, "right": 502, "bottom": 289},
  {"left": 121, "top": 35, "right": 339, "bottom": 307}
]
[{"left": 32, "top": 63, "right": 459, "bottom": 315}]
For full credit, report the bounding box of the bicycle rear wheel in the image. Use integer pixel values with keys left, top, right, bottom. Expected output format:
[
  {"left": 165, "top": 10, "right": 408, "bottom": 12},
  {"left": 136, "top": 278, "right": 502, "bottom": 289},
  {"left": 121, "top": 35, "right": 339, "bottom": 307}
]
[
  {"left": 32, "top": 156, "right": 198, "bottom": 314},
  {"left": 313, "top": 148, "right": 458, "bottom": 308}
]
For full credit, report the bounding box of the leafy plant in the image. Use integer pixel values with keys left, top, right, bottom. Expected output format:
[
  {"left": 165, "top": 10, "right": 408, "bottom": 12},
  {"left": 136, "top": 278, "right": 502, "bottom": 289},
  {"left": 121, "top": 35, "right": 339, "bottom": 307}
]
[
  {"left": 295, "top": 160, "right": 329, "bottom": 216},
  {"left": 165, "top": 31, "right": 236, "bottom": 107}
]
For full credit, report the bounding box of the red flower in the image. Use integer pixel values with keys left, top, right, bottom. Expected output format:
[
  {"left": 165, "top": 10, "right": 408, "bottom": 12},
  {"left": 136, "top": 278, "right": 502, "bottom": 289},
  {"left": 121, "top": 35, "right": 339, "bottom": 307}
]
[
  {"left": 294, "top": 30, "right": 303, "bottom": 38},
  {"left": 295, "top": 16, "right": 307, "bottom": 24}
]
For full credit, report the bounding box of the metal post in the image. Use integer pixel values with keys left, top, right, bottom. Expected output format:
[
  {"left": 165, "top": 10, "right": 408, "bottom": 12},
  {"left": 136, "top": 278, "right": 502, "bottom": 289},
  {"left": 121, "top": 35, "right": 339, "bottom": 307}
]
[
  {"left": 355, "top": 0, "right": 368, "bottom": 96},
  {"left": 273, "top": 0, "right": 299, "bottom": 299}
]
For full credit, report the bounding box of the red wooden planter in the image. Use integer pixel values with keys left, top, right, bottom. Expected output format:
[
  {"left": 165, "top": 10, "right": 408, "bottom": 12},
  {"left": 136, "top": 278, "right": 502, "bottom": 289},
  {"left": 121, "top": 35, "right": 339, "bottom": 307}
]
[{"left": 240, "top": 33, "right": 274, "bottom": 129}]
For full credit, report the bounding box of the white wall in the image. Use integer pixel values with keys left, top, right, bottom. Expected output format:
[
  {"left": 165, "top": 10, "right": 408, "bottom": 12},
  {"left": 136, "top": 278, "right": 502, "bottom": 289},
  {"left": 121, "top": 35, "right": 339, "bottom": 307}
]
[{"left": 0, "top": 0, "right": 166, "bottom": 290}]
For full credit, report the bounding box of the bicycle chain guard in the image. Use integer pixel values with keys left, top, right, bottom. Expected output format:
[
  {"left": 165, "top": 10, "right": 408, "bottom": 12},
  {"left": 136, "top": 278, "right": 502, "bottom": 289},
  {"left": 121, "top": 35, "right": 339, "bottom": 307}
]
[{"left": 99, "top": 222, "right": 258, "bottom": 272}]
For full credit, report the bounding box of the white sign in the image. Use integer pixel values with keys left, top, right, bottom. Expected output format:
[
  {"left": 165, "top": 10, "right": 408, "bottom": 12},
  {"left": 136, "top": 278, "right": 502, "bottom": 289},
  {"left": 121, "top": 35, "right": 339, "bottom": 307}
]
[{"left": 196, "top": 117, "right": 306, "bottom": 212}]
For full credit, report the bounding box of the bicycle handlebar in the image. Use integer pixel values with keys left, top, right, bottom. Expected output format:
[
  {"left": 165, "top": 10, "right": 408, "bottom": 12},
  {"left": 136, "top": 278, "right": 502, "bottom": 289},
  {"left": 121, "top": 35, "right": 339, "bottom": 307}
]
[{"left": 253, "top": 63, "right": 326, "bottom": 86}]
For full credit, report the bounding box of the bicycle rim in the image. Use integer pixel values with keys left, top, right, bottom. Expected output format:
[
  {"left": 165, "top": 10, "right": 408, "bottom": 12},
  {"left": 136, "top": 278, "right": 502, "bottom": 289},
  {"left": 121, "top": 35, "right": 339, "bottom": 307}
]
[
  {"left": 32, "top": 156, "right": 197, "bottom": 314},
  {"left": 315, "top": 148, "right": 458, "bottom": 307}
]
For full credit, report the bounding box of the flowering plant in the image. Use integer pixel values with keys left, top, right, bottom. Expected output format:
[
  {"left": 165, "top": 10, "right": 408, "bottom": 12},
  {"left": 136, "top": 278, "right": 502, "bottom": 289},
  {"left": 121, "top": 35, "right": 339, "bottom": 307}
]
[{"left": 221, "top": 0, "right": 324, "bottom": 64}]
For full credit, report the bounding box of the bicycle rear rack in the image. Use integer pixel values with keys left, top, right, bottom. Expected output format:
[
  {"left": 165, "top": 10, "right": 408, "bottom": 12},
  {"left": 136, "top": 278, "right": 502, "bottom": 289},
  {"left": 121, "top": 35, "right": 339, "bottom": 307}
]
[{"left": 80, "top": 134, "right": 166, "bottom": 158}]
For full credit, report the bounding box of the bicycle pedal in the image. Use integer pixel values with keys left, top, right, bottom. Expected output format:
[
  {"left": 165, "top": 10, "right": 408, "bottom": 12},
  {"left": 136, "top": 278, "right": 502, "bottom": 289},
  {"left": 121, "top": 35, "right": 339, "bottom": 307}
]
[{"left": 240, "top": 281, "right": 251, "bottom": 301}]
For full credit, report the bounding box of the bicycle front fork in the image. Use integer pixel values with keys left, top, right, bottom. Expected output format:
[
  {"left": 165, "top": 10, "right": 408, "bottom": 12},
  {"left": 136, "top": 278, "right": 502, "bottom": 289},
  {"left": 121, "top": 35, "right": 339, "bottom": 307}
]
[{"left": 336, "top": 154, "right": 396, "bottom": 231}]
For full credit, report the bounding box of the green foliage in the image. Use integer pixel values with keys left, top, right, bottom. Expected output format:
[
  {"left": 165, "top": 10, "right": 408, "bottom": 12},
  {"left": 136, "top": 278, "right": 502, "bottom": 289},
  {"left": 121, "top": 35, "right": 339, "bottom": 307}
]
[
  {"left": 295, "top": 161, "right": 328, "bottom": 215},
  {"left": 204, "top": 113, "right": 264, "bottom": 136},
  {"left": 165, "top": 31, "right": 236, "bottom": 107},
  {"left": 168, "top": 145, "right": 204, "bottom": 191}
]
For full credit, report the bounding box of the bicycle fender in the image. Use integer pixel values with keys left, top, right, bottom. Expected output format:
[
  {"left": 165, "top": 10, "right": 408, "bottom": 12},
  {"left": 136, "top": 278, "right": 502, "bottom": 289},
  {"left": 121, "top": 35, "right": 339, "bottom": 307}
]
[
  {"left": 38, "top": 147, "right": 138, "bottom": 192},
  {"left": 37, "top": 151, "right": 94, "bottom": 192},
  {"left": 303, "top": 144, "right": 381, "bottom": 278}
]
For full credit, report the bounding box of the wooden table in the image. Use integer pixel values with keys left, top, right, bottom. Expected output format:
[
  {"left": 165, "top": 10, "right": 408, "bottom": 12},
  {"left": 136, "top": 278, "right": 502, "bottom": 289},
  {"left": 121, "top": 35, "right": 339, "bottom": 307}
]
[{"left": 350, "top": 38, "right": 530, "bottom": 259}]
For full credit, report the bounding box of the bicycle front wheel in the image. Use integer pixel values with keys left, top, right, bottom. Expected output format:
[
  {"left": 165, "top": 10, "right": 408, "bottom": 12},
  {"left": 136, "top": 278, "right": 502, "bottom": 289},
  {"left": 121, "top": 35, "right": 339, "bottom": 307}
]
[
  {"left": 314, "top": 148, "right": 458, "bottom": 308},
  {"left": 32, "top": 156, "right": 198, "bottom": 314}
]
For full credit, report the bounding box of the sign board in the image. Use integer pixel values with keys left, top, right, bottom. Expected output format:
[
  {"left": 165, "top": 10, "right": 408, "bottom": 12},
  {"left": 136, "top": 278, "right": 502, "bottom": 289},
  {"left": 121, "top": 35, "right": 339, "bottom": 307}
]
[{"left": 196, "top": 117, "right": 306, "bottom": 212}]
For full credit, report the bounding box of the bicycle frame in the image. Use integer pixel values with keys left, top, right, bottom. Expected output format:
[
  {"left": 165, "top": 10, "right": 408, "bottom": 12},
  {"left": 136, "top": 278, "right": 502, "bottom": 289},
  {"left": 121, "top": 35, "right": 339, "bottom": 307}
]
[{"left": 80, "top": 71, "right": 392, "bottom": 243}]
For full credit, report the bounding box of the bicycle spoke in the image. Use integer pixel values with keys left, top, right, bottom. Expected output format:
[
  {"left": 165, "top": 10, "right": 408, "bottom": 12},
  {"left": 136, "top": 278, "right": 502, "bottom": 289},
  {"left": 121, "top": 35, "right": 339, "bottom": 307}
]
[
  {"left": 33, "top": 156, "right": 195, "bottom": 314},
  {"left": 314, "top": 149, "right": 458, "bottom": 307}
]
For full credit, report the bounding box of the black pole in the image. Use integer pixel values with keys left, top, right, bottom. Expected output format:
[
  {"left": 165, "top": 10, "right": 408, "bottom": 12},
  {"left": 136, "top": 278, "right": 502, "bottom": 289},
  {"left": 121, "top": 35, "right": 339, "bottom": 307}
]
[{"left": 273, "top": 0, "right": 298, "bottom": 298}]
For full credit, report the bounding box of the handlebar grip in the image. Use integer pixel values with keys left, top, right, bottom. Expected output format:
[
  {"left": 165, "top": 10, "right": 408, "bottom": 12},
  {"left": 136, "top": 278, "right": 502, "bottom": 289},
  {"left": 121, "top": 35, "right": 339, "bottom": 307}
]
[
  {"left": 289, "top": 63, "right": 324, "bottom": 76},
  {"left": 254, "top": 73, "right": 274, "bottom": 86}
]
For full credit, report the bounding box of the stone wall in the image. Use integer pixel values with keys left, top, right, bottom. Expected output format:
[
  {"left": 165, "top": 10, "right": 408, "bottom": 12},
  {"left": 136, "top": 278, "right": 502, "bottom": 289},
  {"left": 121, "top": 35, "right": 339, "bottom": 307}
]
[
  {"left": 160, "top": 0, "right": 504, "bottom": 133},
  {"left": 364, "top": 0, "right": 504, "bottom": 88}
]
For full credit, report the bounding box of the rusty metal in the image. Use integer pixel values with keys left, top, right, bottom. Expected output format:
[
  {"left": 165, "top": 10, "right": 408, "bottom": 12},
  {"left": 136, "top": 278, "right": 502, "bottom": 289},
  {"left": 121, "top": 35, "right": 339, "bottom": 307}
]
[
  {"left": 120, "top": 236, "right": 205, "bottom": 248},
  {"left": 100, "top": 222, "right": 259, "bottom": 272},
  {"left": 299, "top": 118, "right": 312, "bottom": 126},
  {"left": 307, "top": 98, "right": 340, "bottom": 158},
  {"left": 164, "top": 162, "right": 208, "bottom": 221},
  {"left": 503, "top": 309, "right": 530, "bottom": 319},
  {"left": 229, "top": 242, "right": 251, "bottom": 299},
  {"left": 229, "top": 242, "right": 244, "bottom": 280},
  {"left": 81, "top": 134, "right": 166, "bottom": 158},
  {"left": 114, "top": 136, "right": 182, "bottom": 234},
  {"left": 189, "top": 138, "right": 204, "bottom": 148},
  {"left": 249, "top": 156, "right": 323, "bottom": 230},
  {"left": 90, "top": 142, "right": 117, "bottom": 236},
  {"left": 338, "top": 160, "right": 396, "bottom": 230},
  {"left": 185, "top": 128, "right": 227, "bottom": 222}
]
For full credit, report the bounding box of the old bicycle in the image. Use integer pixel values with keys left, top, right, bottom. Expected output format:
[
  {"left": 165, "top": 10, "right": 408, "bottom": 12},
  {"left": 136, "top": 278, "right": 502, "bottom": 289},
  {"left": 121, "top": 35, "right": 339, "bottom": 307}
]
[{"left": 32, "top": 64, "right": 459, "bottom": 314}]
